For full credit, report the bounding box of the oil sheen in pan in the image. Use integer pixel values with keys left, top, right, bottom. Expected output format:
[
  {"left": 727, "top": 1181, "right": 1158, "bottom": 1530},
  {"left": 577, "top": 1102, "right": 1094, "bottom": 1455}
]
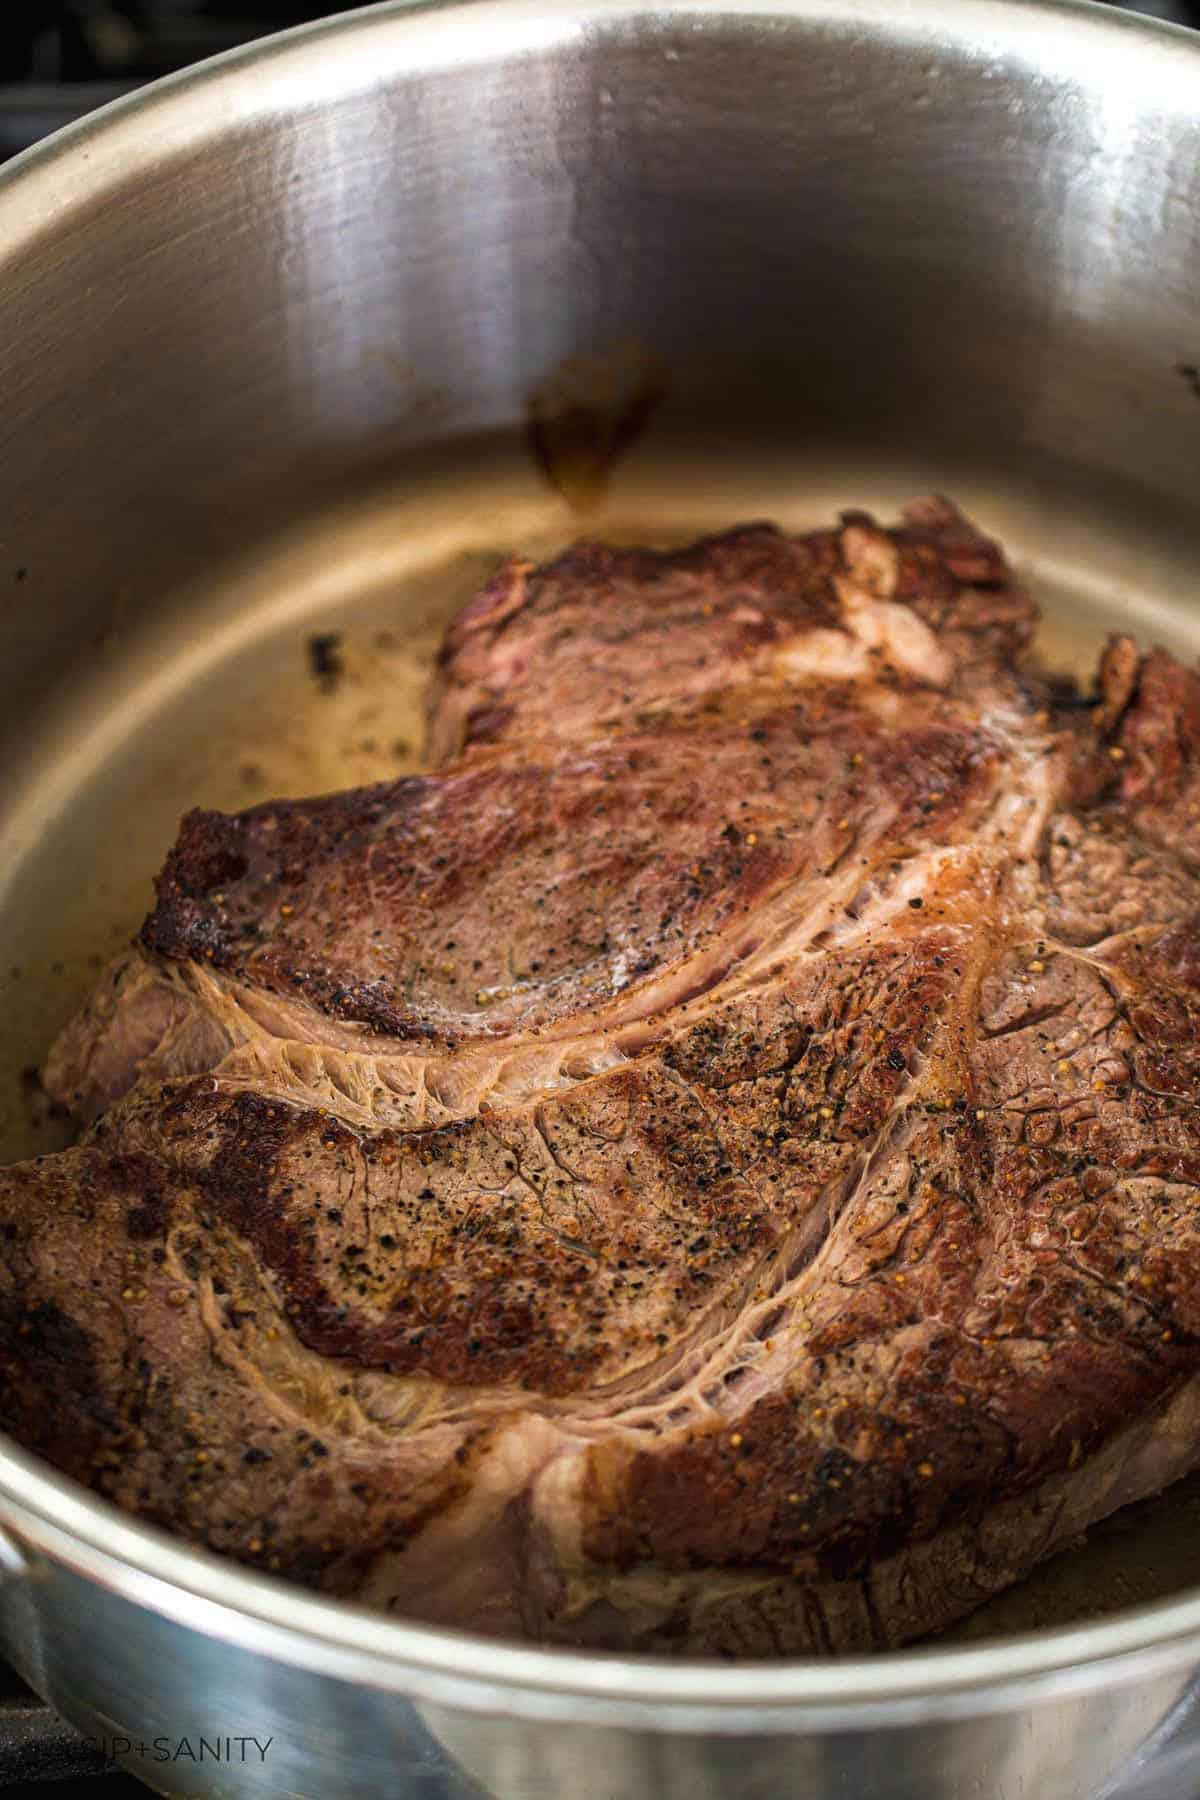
[{"left": 1, "top": 432, "right": 1198, "bottom": 1644}]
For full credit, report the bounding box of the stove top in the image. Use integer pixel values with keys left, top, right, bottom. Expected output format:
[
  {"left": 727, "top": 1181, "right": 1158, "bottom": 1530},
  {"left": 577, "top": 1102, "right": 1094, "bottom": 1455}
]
[
  {"left": 1, "top": 0, "right": 1199, "bottom": 1795},
  {"left": 0, "top": 1662, "right": 143, "bottom": 1795}
]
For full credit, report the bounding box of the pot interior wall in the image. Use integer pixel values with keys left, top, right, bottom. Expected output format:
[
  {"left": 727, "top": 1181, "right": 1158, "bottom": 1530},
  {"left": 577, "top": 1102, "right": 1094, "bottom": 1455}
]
[{"left": 0, "top": 0, "right": 1197, "bottom": 1644}]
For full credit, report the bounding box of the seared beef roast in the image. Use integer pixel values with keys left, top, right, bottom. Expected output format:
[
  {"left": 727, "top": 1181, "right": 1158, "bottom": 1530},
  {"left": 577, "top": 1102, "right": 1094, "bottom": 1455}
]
[{"left": 4, "top": 498, "right": 1200, "bottom": 1655}]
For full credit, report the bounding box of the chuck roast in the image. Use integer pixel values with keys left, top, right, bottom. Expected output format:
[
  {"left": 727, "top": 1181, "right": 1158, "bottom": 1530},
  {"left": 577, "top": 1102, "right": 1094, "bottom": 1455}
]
[{"left": 5, "top": 498, "right": 1200, "bottom": 1655}]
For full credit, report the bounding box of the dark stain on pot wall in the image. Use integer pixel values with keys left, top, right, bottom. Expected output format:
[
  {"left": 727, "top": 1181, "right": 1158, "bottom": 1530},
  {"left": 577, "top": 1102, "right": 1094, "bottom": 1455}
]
[{"left": 528, "top": 342, "right": 668, "bottom": 513}]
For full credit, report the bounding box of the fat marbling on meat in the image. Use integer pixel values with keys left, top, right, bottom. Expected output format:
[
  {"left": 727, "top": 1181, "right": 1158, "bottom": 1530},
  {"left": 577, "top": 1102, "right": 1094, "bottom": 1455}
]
[{"left": 5, "top": 497, "right": 1200, "bottom": 1656}]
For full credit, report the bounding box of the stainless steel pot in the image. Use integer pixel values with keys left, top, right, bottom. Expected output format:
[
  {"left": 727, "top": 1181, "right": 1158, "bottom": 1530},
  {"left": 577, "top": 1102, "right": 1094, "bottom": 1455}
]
[{"left": 1, "top": 2, "right": 1200, "bottom": 1796}]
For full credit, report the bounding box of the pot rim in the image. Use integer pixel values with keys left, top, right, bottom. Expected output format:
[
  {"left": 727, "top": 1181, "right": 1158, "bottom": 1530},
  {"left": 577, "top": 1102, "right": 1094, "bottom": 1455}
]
[{"left": 3, "top": 0, "right": 1200, "bottom": 1726}]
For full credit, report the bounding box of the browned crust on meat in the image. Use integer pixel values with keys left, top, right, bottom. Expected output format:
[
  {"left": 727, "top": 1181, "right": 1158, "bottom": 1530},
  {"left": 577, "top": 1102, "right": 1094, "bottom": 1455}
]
[
  {"left": 579, "top": 909, "right": 1200, "bottom": 1584},
  {"left": 140, "top": 700, "right": 998, "bottom": 1048},
  {"left": 11, "top": 499, "right": 1200, "bottom": 1655},
  {"left": 426, "top": 504, "right": 1034, "bottom": 764}
]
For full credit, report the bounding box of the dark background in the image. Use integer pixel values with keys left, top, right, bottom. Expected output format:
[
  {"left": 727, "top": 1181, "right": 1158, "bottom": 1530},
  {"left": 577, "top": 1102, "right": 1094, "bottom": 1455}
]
[
  {"left": 1, "top": 1, "right": 335, "bottom": 83},
  {"left": 0, "top": 0, "right": 373, "bottom": 157},
  {"left": 1, "top": 0, "right": 1195, "bottom": 86}
]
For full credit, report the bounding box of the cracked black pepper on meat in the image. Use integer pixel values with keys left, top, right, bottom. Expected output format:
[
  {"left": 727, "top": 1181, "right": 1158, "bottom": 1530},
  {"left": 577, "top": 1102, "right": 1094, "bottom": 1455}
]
[{"left": 1, "top": 497, "right": 1199, "bottom": 1655}]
